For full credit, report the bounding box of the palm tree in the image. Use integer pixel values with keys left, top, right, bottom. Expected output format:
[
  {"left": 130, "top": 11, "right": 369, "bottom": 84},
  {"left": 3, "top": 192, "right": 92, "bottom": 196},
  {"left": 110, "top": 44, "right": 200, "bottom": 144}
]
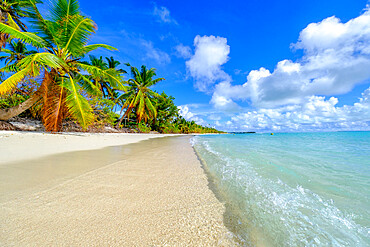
[
  {"left": 0, "top": 0, "right": 38, "bottom": 49},
  {"left": 106, "top": 56, "right": 120, "bottom": 69},
  {"left": 84, "top": 55, "right": 127, "bottom": 100},
  {"left": 0, "top": 40, "right": 36, "bottom": 65},
  {"left": 0, "top": 0, "right": 125, "bottom": 132},
  {"left": 115, "top": 64, "right": 164, "bottom": 127}
]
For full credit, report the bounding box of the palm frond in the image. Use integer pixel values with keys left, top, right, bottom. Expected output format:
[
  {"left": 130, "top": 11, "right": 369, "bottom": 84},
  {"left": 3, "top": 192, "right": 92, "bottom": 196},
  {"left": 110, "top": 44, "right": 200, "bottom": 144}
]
[
  {"left": 137, "top": 97, "right": 145, "bottom": 122},
  {"left": 63, "top": 15, "right": 96, "bottom": 55},
  {"left": 27, "top": 0, "right": 58, "bottom": 48},
  {"left": 0, "top": 48, "right": 12, "bottom": 54},
  {"left": 14, "top": 53, "right": 66, "bottom": 79},
  {"left": 78, "top": 44, "right": 117, "bottom": 56},
  {"left": 0, "top": 64, "right": 31, "bottom": 95},
  {"left": 152, "top": 77, "right": 165, "bottom": 84},
  {"left": 0, "top": 63, "right": 19, "bottom": 73},
  {"left": 0, "top": 22, "right": 46, "bottom": 48},
  {"left": 132, "top": 90, "right": 142, "bottom": 107},
  {"left": 6, "top": 13, "right": 21, "bottom": 30},
  {"left": 63, "top": 73, "right": 94, "bottom": 129},
  {"left": 145, "top": 97, "right": 157, "bottom": 118},
  {"left": 50, "top": 0, "right": 80, "bottom": 22},
  {"left": 78, "top": 74, "right": 101, "bottom": 96},
  {"left": 77, "top": 63, "right": 127, "bottom": 91}
]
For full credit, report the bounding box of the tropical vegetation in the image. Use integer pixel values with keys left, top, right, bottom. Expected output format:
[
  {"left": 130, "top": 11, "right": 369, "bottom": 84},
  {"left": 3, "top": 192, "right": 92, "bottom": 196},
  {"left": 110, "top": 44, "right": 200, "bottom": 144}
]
[{"left": 0, "top": 0, "right": 223, "bottom": 134}]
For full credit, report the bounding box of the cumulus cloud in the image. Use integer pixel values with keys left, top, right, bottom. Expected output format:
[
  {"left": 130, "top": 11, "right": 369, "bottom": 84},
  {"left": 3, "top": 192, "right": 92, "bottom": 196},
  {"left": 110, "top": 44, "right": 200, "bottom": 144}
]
[
  {"left": 182, "top": 8, "right": 370, "bottom": 131},
  {"left": 214, "top": 8, "right": 370, "bottom": 108},
  {"left": 141, "top": 40, "right": 170, "bottom": 64},
  {"left": 174, "top": 44, "right": 192, "bottom": 58},
  {"left": 153, "top": 5, "right": 178, "bottom": 24},
  {"left": 186, "top": 35, "right": 231, "bottom": 92},
  {"left": 178, "top": 105, "right": 194, "bottom": 119},
  {"left": 178, "top": 105, "right": 206, "bottom": 125},
  {"left": 224, "top": 86, "right": 370, "bottom": 132}
]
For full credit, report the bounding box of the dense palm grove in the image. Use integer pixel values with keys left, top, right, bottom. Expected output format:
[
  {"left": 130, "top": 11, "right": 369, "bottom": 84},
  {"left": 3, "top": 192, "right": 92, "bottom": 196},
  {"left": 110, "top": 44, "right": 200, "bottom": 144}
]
[{"left": 0, "top": 0, "right": 223, "bottom": 134}]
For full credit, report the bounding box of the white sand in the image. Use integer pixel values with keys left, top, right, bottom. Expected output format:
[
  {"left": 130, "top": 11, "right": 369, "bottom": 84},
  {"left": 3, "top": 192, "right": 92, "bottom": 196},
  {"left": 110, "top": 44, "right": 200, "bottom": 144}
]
[
  {"left": 0, "top": 132, "right": 236, "bottom": 246},
  {"left": 0, "top": 131, "right": 179, "bottom": 164}
]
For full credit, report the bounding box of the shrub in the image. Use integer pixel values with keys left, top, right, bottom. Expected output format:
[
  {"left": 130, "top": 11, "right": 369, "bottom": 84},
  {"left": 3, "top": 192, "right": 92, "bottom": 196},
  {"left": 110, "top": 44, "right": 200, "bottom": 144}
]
[{"left": 137, "top": 122, "right": 151, "bottom": 133}]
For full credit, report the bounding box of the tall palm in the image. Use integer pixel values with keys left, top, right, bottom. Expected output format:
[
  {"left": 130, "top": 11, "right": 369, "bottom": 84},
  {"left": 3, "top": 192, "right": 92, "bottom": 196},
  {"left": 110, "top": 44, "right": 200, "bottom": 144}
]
[
  {"left": 115, "top": 64, "right": 164, "bottom": 127},
  {"left": 0, "top": 0, "right": 38, "bottom": 49},
  {"left": 84, "top": 55, "right": 126, "bottom": 100},
  {"left": 0, "top": 0, "right": 125, "bottom": 132},
  {"left": 86, "top": 55, "right": 109, "bottom": 96}
]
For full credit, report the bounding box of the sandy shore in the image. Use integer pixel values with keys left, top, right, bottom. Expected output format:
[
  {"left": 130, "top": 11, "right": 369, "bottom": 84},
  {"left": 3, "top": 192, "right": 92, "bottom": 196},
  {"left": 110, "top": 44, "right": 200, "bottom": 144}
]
[
  {"left": 0, "top": 131, "right": 178, "bottom": 164},
  {"left": 0, "top": 133, "right": 235, "bottom": 246}
]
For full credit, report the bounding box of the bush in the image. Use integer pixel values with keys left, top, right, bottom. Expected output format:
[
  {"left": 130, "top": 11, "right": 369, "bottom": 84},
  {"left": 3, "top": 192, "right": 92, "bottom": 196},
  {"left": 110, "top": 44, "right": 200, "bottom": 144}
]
[
  {"left": 90, "top": 98, "right": 120, "bottom": 126},
  {"left": 137, "top": 122, "right": 151, "bottom": 133}
]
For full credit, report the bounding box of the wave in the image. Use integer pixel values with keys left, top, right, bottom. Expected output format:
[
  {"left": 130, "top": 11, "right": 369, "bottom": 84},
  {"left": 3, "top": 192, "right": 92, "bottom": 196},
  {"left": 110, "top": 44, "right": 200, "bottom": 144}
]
[{"left": 192, "top": 135, "right": 370, "bottom": 246}]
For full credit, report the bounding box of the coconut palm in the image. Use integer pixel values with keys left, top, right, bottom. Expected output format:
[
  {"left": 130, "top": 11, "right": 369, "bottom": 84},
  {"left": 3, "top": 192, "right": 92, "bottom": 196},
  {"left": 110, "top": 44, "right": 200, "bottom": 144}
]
[
  {"left": 115, "top": 64, "right": 164, "bottom": 127},
  {"left": 83, "top": 55, "right": 127, "bottom": 100},
  {"left": 0, "top": 0, "right": 125, "bottom": 132}
]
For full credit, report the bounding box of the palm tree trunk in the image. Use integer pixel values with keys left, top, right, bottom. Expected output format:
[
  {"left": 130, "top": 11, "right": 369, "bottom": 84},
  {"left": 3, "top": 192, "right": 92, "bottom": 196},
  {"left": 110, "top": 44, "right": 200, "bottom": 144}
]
[
  {"left": 115, "top": 107, "right": 132, "bottom": 128},
  {"left": 116, "top": 111, "right": 126, "bottom": 128},
  {"left": 0, "top": 91, "right": 42, "bottom": 121}
]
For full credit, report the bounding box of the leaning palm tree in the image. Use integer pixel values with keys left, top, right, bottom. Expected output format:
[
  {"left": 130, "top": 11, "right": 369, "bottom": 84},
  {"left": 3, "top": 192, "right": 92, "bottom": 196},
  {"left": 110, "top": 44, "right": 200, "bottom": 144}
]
[
  {"left": 0, "top": 0, "right": 125, "bottom": 132},
  {"left": 115, "top": 64, "right": 164, "bottom": 127},
  {"left": 0, "top": 0, "right": 38, "bottom": 49}
]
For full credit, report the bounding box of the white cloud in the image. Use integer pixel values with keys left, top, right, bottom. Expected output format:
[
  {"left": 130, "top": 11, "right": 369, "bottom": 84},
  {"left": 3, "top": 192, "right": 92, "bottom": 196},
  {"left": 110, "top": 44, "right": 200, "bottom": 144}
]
[
  {"left": 186, "top": 35, "right": 231, "bottom": 92},
  {"left": 210, "top": 89, "right": 241, "bottom": 112},
  {"left": 208, "top": 114, "right": 221, "bottom": 121},
  {"left": 153, "top": 5, "right": 178, "bottom": 24},
  {"left": 174, "top": 44, "right": 192, "bottom": 58},
  {"left": 182, "top": 7, "right": 370, "bottom": 132},
  {"left": 224, "top": 86, "right": 370, "bottom": 132},
  {"left": 141, "top": 40, "right": 170, "bottom": 64},
  {"left": 178, "top": 105, "right": 194, "bottom": 119},
  {"left": 178, "top": 105, "right": 207, "bottom": 125},
  {"left": 212, "top": 8, "right": 370, "bottom": 108}
]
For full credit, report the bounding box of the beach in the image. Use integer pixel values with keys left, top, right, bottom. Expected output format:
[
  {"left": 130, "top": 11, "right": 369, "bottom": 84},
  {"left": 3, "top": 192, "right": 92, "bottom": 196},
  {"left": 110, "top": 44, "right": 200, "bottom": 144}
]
[{"left": 0, "top": 132, "right": 234, "bottom": 246}]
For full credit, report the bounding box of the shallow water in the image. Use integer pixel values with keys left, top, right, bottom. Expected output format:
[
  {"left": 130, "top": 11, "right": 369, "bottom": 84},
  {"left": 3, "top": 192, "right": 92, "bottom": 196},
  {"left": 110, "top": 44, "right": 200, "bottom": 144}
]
[{"left": 192, "top": 132, "right": 370, "bottom": 246}]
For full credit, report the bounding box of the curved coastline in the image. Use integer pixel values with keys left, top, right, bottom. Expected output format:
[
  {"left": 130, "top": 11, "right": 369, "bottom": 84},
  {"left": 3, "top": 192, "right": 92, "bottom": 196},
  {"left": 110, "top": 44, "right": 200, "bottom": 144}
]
[{"left": 0, "top": 133, "right": 235, "bottom": 245}]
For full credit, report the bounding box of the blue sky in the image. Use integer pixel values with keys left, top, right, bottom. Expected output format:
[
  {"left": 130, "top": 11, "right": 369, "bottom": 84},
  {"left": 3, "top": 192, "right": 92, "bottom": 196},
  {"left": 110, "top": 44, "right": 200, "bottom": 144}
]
[{"left": 25, "top": 0, "right": 370, "bottom": 131}]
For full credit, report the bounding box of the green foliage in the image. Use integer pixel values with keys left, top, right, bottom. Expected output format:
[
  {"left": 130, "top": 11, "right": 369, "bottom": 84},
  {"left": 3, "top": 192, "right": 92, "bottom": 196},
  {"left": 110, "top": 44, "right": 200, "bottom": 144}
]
[
  {"left": 0, "top": 92, "right": 28, "bottom": 108},
  {"left": 0, "top": 82, "right": 42, "bottom": 119},
  {"left": 0, "top": 0, "right": 123, "bottom": 131},
  {"left": 0, "top": 0, "right": 224, "bottom": 134},
  {"left": 90, "top": 97, "right": 120, "bottom": 126},
  {"left": 116, "top": 64, "right": 164, "bottom": 126},
  {"left": 137, "top": 122, "right": 151, "bottom": 133}
]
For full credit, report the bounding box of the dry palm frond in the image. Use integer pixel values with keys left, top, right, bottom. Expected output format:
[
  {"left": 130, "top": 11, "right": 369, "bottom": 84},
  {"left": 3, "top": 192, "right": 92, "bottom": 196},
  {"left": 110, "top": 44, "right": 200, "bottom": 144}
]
[{"left": 41, "top": 72, "right": 68, "bottom": 132}]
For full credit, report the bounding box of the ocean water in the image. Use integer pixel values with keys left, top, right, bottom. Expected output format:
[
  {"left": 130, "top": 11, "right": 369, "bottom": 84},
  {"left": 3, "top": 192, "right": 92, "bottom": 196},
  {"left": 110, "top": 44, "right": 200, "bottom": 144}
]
[{"left": 191, "top": 132, "right": 370, "bottom": 246}]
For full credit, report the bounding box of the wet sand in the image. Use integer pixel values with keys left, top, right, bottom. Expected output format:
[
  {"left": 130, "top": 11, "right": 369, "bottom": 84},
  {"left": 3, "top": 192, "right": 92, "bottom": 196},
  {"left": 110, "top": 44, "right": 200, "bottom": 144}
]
[{"left": 0, "top": 136, "right": 234, "bottom": 246}]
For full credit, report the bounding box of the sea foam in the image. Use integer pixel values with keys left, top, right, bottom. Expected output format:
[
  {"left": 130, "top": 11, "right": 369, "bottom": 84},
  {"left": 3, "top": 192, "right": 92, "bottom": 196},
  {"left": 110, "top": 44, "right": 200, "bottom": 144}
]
[{"left": 192, "top": 132, "right": 370, "bottom": 246}]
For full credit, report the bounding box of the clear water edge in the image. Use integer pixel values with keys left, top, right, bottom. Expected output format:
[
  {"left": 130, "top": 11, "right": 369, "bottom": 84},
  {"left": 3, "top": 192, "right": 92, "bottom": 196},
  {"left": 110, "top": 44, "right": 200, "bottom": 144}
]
[{"left": 191, "top": 132, "right": 370, "bottom": 247}]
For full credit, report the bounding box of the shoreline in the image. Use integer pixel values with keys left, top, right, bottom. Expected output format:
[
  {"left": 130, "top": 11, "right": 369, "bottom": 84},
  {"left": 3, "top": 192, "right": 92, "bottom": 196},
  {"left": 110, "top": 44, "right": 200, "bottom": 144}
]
[{"left": 0, "top": 134, "right": 235, "bottom": 245}]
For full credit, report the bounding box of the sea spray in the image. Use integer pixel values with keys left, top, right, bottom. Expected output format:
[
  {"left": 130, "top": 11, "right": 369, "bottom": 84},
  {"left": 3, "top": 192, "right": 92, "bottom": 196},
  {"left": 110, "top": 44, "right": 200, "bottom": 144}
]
[{"left": 192, "top": 132, "right": 370, "bottom": 246}]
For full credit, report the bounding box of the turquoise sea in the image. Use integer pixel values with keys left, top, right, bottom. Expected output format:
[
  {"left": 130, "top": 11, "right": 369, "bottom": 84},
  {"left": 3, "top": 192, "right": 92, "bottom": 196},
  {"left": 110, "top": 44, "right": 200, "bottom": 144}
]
[{"left": 192, "top": 132, "right": 370, "bottom": 246}]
